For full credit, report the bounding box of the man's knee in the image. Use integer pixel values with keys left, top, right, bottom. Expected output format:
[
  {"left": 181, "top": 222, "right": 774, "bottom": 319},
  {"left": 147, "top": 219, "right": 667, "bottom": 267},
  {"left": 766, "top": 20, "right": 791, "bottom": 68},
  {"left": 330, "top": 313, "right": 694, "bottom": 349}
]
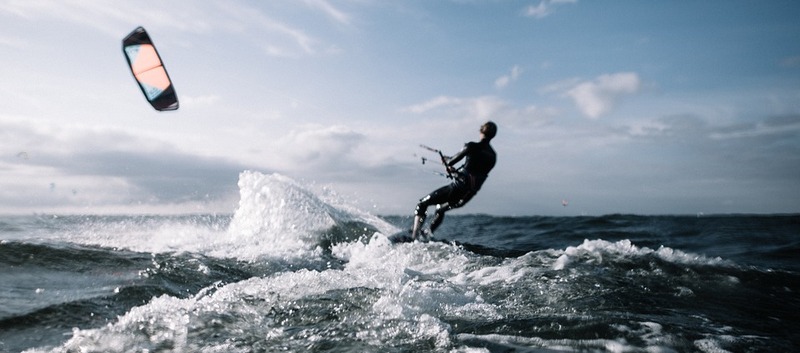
[
  {"left": 433, "top": 203, "right": 452, "bottom": 220},
  {"left": 415, "top": 203, "right": 426, "bottom": 217},
  {"left": 430, "top": 203, "right": 450, "bottom": 233},
  {"left": 415, "top": 195, "right": 433, "bottom": 217}
]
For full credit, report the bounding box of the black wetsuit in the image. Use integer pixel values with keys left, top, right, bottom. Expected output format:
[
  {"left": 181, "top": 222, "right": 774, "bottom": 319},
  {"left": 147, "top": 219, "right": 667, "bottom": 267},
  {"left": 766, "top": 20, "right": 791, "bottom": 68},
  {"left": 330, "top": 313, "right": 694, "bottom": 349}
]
[{"left": 415, "top": 138, "right": 496, "bottom": 234}]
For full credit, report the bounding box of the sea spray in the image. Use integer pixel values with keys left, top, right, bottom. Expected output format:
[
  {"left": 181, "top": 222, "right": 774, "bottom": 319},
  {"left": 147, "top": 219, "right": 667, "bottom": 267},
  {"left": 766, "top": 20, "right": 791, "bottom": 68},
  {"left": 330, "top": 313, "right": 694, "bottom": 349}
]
[
  {"left": 225, "top": 171, "right": 397, "bottom": 261},
  {"left": 5, "top": 181, "right": 797, "bottom": 352}
]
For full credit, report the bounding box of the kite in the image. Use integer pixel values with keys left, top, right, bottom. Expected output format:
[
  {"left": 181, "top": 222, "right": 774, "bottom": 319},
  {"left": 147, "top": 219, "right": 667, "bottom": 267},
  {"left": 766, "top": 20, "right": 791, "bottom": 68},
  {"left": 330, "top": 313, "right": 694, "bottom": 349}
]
[{"left": 122, "top": 26, "right": 178, "bottom": 111}]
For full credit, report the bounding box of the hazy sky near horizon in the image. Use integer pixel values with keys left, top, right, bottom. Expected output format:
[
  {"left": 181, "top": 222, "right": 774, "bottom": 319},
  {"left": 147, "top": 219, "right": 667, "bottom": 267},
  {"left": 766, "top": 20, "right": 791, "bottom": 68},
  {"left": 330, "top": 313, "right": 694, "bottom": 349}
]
[{"left": 1, "top": 0, "right": 799, "bottom": 216}]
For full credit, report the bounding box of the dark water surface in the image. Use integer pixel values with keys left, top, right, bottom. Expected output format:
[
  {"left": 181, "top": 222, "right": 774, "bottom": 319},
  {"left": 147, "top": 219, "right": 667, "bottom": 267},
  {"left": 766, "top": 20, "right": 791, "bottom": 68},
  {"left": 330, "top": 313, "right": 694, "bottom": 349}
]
[{"left": 1, "top": 176, "right": 798, "bottom": 352}]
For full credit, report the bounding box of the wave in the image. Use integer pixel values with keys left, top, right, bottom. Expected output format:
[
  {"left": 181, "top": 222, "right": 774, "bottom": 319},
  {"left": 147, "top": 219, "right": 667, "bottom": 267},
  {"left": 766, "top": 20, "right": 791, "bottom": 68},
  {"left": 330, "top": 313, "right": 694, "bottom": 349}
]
[
  {"left": 24, "top": 239, "right": 486, "bottom": 352},
  {"left": 31, "top": 172, "right": 395, "bottom": 263},
  {"left": 26, "top": 227, "right": 791, "bottom": 352},
  {"left": 223, "top": 171, "right": 397, "bottom": 261},
  {"left": 12, "top": 172, "right": 799, "bottom": 352}
]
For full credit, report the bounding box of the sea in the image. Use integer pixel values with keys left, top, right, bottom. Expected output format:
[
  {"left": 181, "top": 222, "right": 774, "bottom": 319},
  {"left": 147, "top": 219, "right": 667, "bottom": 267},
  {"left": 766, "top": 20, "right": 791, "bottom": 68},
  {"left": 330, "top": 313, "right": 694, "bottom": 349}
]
[{"left": 1, "top": 171, "right": 798, "bottom": 353}]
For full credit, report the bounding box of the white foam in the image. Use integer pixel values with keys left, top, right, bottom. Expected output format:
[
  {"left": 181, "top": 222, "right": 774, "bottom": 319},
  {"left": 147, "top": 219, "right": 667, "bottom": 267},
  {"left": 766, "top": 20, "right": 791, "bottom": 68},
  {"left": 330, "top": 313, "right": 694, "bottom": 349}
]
[
  {"left": 60, "top": 216, "right": 229, "bottom": 255},
  {"left": 333, "top": 233, "right": 501, "bottom": 323},
  {"left": 34, "top": 208, "right": 507, "bottom": 352},
  {"left": 694, "top": 337, "right": 735, "bottom": 353},
  {"left": 455, "top": 333, "right": 641, "bottom": 353},
  {"left": 552, "top": 239, "right": 731, "bottom": 270},
  {"left": 457, "top": 323, "right": 685, "bottom": 353},
  {"left": 33, "top": 239, "right": 500, "bottom": 352},
  {"left": 58, "top": 172, "right": 398, "bottom": 262},
  {"left": 28, "top": 173, "right": 749, "bottom": 352},
  {"left": 222, "top": 171, "right": 398, "bottom": 261}
]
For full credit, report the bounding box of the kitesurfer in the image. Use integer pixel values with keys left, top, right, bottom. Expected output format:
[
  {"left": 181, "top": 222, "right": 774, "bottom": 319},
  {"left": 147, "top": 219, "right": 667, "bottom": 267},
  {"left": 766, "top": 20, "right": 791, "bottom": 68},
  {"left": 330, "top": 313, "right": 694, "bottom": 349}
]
[{"left": 411, "top": 121, "right": 497, "bottom": 240}]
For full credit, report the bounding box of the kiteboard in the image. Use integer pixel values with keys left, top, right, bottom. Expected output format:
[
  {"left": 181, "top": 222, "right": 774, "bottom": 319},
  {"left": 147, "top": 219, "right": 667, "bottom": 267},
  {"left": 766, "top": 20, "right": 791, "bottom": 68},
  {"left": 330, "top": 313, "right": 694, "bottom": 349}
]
[
  {"left": 388, "top": 229, "right": 416, "bottom": 243},
  {"left": 388, "top": 231, "right": 527, "bottom": 257},
  {"left": 387, "top": 229, "right": 437, "bottom": 244}
]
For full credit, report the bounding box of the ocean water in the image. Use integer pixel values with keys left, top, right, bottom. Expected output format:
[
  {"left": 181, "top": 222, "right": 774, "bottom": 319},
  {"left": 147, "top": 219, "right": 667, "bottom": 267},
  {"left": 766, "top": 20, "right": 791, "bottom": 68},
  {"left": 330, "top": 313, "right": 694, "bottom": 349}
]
[{"left": 1, "top": 171, "right": 798, "bottom": 353}]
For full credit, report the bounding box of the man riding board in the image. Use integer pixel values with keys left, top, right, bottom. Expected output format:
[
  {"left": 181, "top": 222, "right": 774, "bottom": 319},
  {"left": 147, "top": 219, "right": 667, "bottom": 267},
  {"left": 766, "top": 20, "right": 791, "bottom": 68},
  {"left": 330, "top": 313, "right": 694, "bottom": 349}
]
[{"left": 411, "top": 121, "right": 497, "bottom": 240}]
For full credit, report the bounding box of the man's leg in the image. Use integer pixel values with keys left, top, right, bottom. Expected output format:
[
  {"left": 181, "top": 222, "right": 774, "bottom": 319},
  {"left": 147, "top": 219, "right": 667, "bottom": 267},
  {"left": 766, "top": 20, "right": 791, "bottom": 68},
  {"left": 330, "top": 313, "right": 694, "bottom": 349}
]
[
  {"left": 429, "top": 187, "right": 476, "bottom": 235},
  {"left": 412, "top": 184, "right": 452, "bottom": 239},
  {"left": 429, "top": 203, "right": 452, "bottom": 234},
  {"left": 411, "top": 203, "right": 427, "bottom": 239}
]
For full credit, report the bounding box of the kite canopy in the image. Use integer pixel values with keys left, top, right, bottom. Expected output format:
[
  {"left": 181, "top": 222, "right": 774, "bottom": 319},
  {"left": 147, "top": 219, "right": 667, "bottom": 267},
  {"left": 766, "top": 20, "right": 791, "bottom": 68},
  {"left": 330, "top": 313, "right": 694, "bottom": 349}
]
[{"left": 122, "top": 26, "right": 178, "bottom": 111}]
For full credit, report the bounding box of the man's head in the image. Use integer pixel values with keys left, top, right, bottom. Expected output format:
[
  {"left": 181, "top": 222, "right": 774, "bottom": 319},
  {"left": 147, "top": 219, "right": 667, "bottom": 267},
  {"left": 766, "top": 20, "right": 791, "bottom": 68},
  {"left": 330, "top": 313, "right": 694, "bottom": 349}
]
[{"left": 481, "top": 121, "right": 497, "bottom": 140}]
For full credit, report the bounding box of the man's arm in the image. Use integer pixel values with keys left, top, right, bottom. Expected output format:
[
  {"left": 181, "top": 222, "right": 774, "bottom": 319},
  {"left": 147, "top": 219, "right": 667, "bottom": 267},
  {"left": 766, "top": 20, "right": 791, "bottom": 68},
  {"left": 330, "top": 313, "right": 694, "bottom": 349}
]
[{"left": 446, "top": 143, "right": 470, "bottom": 169}]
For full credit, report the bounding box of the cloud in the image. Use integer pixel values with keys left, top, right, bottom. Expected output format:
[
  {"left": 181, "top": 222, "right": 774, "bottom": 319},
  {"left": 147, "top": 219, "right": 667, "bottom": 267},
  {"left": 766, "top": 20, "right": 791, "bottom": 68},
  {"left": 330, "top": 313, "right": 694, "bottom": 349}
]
[
  {"left": 622, "top": 112, "right": 800, "bottom": 174},
  {"left": 0, "top": 1, "right": 206, "bottom": 37},
  {"left": 273, "top": 124, "right": 365, "bottom": 171},
  {"left": 211, "top": 3, "right": 320, "bottom": 56},
  {"left": 523, "top": 0, "right": 577, "bottom": 19},
  {"left": 517, "top": 111, "right": 800, "bottom": 214},
  {"left": 181, "top": 94, "right": 221, "bottom": 107},
  {"left": 561, "top": 72, "right": 642, "bottom": 119},
  {"left": 404, "top": 95, "right": 508, "bottom": 122},
  {"left": 495, "top": 65, "right": 523, "bottom": 89},
  {"left": 302, "top": 0, "right": 352, "bottom": 26},
  {"left": 403, "top": 96, "right": 465, "bottom": 114},
  {"left": 0, "top": 35, "right": 27, "bottom": 49},
  {"left": 0, "top": 119, "right": 250, "bottom": 212},
  {"left": 0, "top": 2, "right": 333, "bottom": 57},
  {"left": 402, "top": 95, "right": 556, "bottom": 133},
  {"left": 51, "top": 150, "right": 245, "bottom": 202},
  {"left": 709, "top": 114, "right": 800, "bottom": 140}
]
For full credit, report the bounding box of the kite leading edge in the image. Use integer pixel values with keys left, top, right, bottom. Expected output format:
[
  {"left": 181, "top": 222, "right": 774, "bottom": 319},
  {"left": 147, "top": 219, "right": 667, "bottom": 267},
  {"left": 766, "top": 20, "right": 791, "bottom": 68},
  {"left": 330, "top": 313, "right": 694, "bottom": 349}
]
[{"left": 122, "top": 26, "right": 178, "bottom": 111}]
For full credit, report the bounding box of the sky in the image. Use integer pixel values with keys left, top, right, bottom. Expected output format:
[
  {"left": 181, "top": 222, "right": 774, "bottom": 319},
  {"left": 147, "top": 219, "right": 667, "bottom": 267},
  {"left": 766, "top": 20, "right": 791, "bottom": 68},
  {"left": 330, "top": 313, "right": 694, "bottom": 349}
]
[{"left": 1, "top": 0, "right": 799, "bottom": 216}]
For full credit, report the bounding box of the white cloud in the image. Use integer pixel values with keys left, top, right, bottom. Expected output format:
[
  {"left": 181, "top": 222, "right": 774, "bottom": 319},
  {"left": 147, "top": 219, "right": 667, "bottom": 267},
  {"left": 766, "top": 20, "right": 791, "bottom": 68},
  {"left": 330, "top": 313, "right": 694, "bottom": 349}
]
[
  {"left": 710, "top": 114, "right": 800, "bottom": 140},
  {"left": 402, "top": 95, "right": 556, "bottom": 136},
  {"left": 539, "top": 77, "right": 582, "bottom": 94},
  {"left": 0, "top": 1, "right": 206, "bottom": 36},
  {"left": 302, "top": 0, "right": 352, "bottom": 26},
  {"left": 273, "top": 124, "right": 365, "bottom": 170},
  {"left": 0, "top": 118, "right": 248, "bottom": 213},
  {"left": 563, "top": 72, "right": 642, "bottom": 119},
  {"left": 181, "top": 94, "right": 221, "bottom": 107},
  {"left": 0, "top": 35, "right": 27, "bottom": 49},
  {"left": 404, "top": 95, "right": 508, "bottom": 122},
  {"left": 214, "top": 3, "right": 319, "bottom": 56},
  {"left": 0, "top": 2, "right": 329, "bottom": 57},
  {"left": 403, "top": 96, "right": 464, "bottom": 114},
  {"left": 470, "top": 96, "right": 509, "bottom": 121},
  {"left": 495, "top": 65, "right": 523, "bottom": 89},
  {"left": 523, "top": 0, "right": 577, "bottom": 19}
]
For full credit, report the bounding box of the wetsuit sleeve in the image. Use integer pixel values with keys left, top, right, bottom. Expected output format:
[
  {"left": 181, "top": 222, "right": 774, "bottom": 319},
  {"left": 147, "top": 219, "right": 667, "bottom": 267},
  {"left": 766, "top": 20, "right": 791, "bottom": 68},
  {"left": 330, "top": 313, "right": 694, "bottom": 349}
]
[{"left": 447, "top": 143, "right": 471, "bottom": 167}]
